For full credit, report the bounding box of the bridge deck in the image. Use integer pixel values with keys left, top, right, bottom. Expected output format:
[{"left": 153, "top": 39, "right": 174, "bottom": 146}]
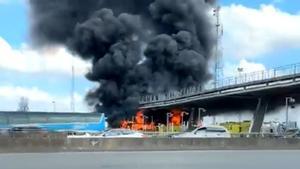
[{"left": 140, "top": 63, "right": 300, "bottom": 109}]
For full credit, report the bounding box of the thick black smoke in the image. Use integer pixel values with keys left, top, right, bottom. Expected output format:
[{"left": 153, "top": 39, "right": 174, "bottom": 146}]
[{"left": 29, "top": 0, "right": 216, "bottom": 126}]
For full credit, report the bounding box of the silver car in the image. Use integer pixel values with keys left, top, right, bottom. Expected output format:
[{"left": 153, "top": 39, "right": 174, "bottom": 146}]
[
  {"left": 68, "top": 129, "right": 146, "bottom": 139},
  {"left": 172, "top": 126, "right": 231, "bottom": 138}
]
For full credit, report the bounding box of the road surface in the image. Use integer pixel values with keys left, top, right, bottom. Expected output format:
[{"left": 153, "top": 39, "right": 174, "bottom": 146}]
[{"left": 0, "top": 150, "right": 299, "bottom": 169}]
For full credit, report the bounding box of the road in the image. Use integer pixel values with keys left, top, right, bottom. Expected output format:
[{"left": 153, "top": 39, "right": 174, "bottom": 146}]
[{"left": 0, "top": 150, "right": 299, "bottom": 169}]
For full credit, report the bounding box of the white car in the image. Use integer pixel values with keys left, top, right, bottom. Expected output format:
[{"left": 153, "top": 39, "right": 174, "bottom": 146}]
[
  {"left": 172, "top": 126, "right": 231, "bottom": 138},
  {"left": 101, "top": 129, "right": 146, "bottom": 138},
  {"left": 68, "top": 129, "right": 146, "bottom": 139},
  {"left": 67, "top": 132, "right": 104, "bottom": 139}
]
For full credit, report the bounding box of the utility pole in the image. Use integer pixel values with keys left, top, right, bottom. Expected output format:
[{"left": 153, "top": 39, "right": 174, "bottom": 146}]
[
  {"left": 213, "top": 5, "right": 223, "bottom": 88},
  {"left": 71, "top": 65, "right": 75, "bottom": 113}
]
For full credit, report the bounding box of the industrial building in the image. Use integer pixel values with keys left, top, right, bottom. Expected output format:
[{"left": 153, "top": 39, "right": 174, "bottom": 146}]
[{"left": 0, "top": 111, "right": 106, "bottom": 133}]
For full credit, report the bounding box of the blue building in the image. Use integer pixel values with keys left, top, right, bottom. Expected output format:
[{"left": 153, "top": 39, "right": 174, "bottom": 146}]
[{"left": 0, "top": 111, "right": 106, "bottom": 133}]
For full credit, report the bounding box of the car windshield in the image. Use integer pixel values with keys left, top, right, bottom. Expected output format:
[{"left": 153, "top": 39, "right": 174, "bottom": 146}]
[
  {"left": 206, "top": 127, "right": 226, "bottom": 133},
  {"left": 121, "top": 130, "right": 135, "bottom": 135}
]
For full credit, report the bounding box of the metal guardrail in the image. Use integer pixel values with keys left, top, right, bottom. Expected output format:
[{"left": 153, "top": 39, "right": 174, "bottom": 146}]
[{"left": 140, "top": 63, "right": 300, "bottom": 105}]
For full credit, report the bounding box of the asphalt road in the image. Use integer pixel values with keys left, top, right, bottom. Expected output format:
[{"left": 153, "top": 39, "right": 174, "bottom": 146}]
[{"left": 0, "top": 150, "right": 299, "bottom": 169}]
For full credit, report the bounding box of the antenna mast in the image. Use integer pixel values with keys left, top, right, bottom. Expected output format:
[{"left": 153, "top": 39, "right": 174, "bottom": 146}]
[{"left": 213, "top": 5, "right": 223, "bottom": 88}]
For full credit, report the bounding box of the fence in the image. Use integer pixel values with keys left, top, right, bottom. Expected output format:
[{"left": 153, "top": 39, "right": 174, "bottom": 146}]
[{"left": 140, "top": 63, "right": 300, "bottom": 104}]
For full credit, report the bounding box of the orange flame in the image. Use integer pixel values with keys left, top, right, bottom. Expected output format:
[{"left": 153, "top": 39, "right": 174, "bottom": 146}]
[
  {"left": 121, "top": 111, "right": 155, "bottom": 131},
  {"left": 170, "top": 108, "right": 182, "bottom": 126}
]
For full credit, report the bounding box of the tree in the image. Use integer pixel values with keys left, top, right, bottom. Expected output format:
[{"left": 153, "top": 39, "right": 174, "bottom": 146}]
[{"left": 18, "top": 97, "right": 29, "bottom": 112}]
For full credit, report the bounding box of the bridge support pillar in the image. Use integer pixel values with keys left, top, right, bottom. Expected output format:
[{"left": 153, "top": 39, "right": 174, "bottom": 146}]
[{"left": 250, "top": 97, "right": 269, "bottom": 133}]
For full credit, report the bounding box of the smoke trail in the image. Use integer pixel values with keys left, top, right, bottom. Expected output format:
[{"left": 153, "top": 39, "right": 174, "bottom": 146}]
[{"left": 29, "top": 0, "right": 216, "bottom": 126}]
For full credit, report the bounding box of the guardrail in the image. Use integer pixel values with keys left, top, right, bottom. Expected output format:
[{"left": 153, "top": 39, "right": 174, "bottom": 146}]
[{"left": 140, "top": 63, "right": 300, "bottom": 104}]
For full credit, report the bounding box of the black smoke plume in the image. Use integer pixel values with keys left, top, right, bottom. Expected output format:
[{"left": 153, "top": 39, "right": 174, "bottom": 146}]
[{"left": 29, "top": 0, "right": 216, "bottom": 126}]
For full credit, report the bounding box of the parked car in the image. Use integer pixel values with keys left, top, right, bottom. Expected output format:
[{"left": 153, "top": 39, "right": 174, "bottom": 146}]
[
  {"left": 295, "top": 130, "right": 300, "bottom": 138},
  {"left": 101, "top": 129, "right": 146, "bottom": 138},
  {"left": 67, "top": 132, "right": 104, "bottom": 139},
  {"left": 68, "top": 129, "right": 146, "bottom": 139},
  {"left": 284, "top": 128, "right": 299, "bottom": 138},
  {"left": 8, "top": 126, "right": 47, "bottom": 134},
  {"left": 172, "top": 126, "right": 231, "bottom": 138}
]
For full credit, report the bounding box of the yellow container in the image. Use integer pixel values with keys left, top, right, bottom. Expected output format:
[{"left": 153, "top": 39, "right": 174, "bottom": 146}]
[{"left": 221, "top": 121, "right": 251, "bottom": 134}]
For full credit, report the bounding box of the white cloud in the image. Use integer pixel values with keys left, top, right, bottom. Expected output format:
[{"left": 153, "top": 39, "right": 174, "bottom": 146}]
[
  {"left": 222, "top": 4, "right": 300, "bottom": 58},
  {"left": 224, "top": 59, "right": 266, "bottom": 77},
  {"left": 0, "top": 37, "right": 90, "bottom": 76},
  {"left": 0, "top": 85, "right": 91, "bottom": 112},
  {"left": 238, "top": 59, "right": 266, "bottom": 73}
]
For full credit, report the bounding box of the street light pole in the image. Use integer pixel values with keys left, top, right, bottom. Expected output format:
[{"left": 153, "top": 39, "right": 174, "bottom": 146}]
[
  {"left": 143, "top": 115, "right": 148, "bottom": 131},
  {"left": 285, "top": 97, "right": 296, "bottom": 129},
  {"left": 237, "top": 67, "right": 244, "bottom": 123},
  {"left": 166, "top": 113, "right": 171, "bottom": 133},
  {"left": 198, "top": 108, "right": 206, "bottom": 127},
  {"left": 286, "top": 98, "right": 289, "bottom": 127},
  {"left": 181, "top": 111, "right": 189, "bottom": 131}
]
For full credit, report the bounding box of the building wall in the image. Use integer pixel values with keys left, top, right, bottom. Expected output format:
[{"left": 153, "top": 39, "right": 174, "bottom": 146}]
[{"left": 0, "top": 111, "right": 106, "bottom": 132}]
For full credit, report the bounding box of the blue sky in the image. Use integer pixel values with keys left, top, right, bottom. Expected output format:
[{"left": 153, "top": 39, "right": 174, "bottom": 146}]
[
  {"left": 222, "top": 0, "right": 299, "bottom": 14},
  {"left": 0, "top": 0, "right": 299, "bottom": 112},
  {"left": 0, "top": 0, "right": 27, "bottom": 47}
]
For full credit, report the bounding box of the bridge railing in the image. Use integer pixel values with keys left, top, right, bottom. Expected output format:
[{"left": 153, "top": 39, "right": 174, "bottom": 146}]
[
  {"left": 140, "top": 63, "right": 300, "bottom": 104},
  {"left": 217, "top": 63, "right": 300, "bottom": 88}
]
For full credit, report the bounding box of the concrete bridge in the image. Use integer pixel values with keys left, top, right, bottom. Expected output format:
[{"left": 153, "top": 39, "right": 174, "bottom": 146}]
[{"left": 139, "top": 63, "right": 300, "bottom": 132}]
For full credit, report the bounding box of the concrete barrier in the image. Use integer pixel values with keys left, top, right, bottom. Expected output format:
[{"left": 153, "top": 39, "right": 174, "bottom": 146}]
[
  {"left": 0, "top": 133, "right": 67, "bottom": 153},
  {"left": 1, "top": 133, "right": 300, "bottom": 153}
]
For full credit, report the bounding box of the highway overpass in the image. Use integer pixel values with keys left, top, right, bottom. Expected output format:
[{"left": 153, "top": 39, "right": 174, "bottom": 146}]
[{"left": 139, "top": 63, "right": 300, "bottom": 132}]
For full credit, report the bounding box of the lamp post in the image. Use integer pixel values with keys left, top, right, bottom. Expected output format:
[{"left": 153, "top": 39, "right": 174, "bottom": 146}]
[
  {"left": 166, "top": 113, "right": 172, "bottom": 133},
  {"left": 237, "top": 68, "right": 244, "bottom": 123},
  {"left": 285, "top": 97, "right": 296, "bottom": 129},
  {"left": 181, "top": 111, "right": 189, "bottom": 131},
  {"left": 142, "top": 115, "right": 148, "bottom": 131},
  {"left": 198, "top": 108, "right": 206, "bottom": 127},
  {"left": 237, "top": 67, "right": 244, "bottom": 83}
]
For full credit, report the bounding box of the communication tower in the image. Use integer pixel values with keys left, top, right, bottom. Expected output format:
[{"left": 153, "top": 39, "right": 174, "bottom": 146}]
[{"left": 213, "top": 5, "right": 224, "bottom": 88}]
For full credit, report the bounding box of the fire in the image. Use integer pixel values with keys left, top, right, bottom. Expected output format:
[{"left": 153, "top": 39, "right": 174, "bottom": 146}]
[
  {"left": 132, "top": 111, "right": 145, "bottom": 130},
  {"left": 120, "top": 111, "right": 155, "bottom": 131},
  {"left": 170, "top": 108, "right": 182, "bottom": 126},
  {"left": 120, "top": 108, "right": 188, "bottom": 132}
]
